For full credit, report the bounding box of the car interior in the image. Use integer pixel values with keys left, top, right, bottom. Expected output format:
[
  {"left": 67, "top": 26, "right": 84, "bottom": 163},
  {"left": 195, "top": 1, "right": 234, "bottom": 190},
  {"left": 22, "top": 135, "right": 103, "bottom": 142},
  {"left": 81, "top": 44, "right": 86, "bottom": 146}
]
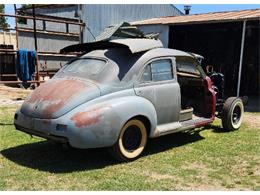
[{"left": 176, "top": 57, "right": 213, "bottom": 122}]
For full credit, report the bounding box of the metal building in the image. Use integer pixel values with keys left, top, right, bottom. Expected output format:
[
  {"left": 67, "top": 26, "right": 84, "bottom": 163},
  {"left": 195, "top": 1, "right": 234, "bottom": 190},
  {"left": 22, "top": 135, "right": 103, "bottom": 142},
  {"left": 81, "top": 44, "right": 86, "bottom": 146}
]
[
  {"left": 133, "top": 9, "right": 260, "bottom": 110},
  {"left": 17, "top": 5, "right": 80, "bottom": 72},
  {"left": 82, "top": 4, "right": 182, "bottom": 43},
  {"left": 17, "top": 4, "right": 182, "bottom": 72}
]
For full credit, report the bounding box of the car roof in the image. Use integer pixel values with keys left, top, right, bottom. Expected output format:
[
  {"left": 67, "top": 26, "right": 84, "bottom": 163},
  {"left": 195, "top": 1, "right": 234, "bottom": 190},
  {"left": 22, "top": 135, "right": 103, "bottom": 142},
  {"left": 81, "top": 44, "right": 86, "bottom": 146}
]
[
  {"left": 76, "top": 47, "right": 197, "bottom": 83},
  {"left": 110, "top": 38, "right": 163, "bottom": 53},
  {"left": 80, "top": 47, "right": 194, "bottom": 59},
  {"left": 142, "top": 47, "right": 194, "bottom": 58}
]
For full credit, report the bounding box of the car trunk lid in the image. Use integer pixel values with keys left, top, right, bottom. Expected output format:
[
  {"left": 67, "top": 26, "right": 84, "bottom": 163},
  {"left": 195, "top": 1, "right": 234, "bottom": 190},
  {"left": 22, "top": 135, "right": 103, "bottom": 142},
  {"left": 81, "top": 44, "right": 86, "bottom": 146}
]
[{"left": 21, "top": 77, "right": 100, "bottom": 119}]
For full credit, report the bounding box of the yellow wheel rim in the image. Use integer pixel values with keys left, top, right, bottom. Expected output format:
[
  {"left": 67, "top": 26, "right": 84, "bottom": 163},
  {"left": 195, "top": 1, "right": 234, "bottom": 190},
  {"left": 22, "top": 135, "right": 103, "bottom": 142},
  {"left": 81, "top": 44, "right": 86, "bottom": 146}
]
[{"left": 118, "top": 119, "right": 147, "bottom": 159}]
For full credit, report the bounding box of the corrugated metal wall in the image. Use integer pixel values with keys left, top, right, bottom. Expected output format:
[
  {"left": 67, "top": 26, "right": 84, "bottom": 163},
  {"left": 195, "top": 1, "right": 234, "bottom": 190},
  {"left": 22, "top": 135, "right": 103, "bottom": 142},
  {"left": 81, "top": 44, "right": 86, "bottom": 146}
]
[
  {"left": 18, "top": 32, "right": 79, "bottom": 52},
  {"left": 17, "top": 4, "right": 182, "bottom": 70},
  {"left": 138, "top": 25, "right": 169, "bottom": 47},
  {"left": 18, "top": 5, "right": 79, "bottom": 70},
  {"left": 32, "top": 5, "right": 78, "bottom": 18},
  {"left": 18, "top": 5, "right": 79, "bottom": 34},
  {"left": 82, "top": 4, "right": 182, "bottom": 42},
  {"left": 18, "top": 32, "right": 78, "bottom": 70}
]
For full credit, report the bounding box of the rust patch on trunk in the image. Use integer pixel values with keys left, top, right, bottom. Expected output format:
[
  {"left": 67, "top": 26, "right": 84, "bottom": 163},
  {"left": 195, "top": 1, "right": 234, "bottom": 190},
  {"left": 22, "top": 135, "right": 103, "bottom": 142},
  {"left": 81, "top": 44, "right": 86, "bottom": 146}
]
[
  {"left": 70, "top": 106, "right": 108, "bottom": 128},
  {"left": 26, "top": 79, "right": 88, "bottom": 118}
]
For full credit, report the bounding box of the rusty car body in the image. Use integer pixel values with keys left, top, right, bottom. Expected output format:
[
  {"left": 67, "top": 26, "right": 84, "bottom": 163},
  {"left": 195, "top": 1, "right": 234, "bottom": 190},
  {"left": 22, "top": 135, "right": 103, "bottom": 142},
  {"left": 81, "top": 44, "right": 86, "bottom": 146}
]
[{"left": 14, "top": 38, "right": 244, "bottom": 161}]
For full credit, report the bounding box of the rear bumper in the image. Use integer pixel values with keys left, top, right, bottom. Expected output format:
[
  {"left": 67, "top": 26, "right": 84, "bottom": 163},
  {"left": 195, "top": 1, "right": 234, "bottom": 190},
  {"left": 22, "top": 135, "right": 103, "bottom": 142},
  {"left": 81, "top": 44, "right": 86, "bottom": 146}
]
[
  {"left": 13, "top": 107, "right": 118, "bottom": 149},
  {"left": 15, "top": 124, "right": 68, "bottom": 143}
]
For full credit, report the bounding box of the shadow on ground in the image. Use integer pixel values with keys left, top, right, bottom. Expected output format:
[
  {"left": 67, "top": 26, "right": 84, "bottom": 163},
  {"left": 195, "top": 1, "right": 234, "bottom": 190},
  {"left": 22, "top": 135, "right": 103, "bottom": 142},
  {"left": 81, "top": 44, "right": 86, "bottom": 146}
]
[
  {"left": 244, "top": 96, "right": 260, "bottom": 112},
  {"left": 202, "top": 124, "right": 228, "bottom": 133},
  {"left": 1, "top": 131, "right": 205, "bottom": 173}
]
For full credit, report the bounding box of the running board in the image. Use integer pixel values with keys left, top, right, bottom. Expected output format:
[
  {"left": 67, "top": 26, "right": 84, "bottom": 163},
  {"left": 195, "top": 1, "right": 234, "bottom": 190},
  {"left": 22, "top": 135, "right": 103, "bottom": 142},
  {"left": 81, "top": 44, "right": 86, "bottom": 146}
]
[
  {"left": 153, "top": 117, "right": 213, "bottom": 137},
  {"left": 155, "top": 122, "right": 182, "bottom": 136}
]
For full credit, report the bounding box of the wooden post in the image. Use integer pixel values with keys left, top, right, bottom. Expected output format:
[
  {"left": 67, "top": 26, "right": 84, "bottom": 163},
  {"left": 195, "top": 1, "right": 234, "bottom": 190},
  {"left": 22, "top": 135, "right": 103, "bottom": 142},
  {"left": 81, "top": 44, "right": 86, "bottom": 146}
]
[
  {"left": 13, "top": 4, "right": 19, "bottom": 50},
  {"left": 32, "top": 5, "right": 40, "bottom": 86},
  {"left": 78, "top": 4, "right": 83, "bottom": 44},
  {"left": 13, "top": 4, "right": 19, "bottom": 83},
  {"left": 236, "top": 20, "right": 246, "bottom": 97}
]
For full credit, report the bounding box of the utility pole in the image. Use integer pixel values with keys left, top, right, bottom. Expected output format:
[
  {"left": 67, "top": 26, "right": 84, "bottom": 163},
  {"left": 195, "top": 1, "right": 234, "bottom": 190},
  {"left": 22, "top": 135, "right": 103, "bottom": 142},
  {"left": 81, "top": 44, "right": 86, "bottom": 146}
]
[{"left": 237, "top": 20, "right": 246, "bottom": 97}]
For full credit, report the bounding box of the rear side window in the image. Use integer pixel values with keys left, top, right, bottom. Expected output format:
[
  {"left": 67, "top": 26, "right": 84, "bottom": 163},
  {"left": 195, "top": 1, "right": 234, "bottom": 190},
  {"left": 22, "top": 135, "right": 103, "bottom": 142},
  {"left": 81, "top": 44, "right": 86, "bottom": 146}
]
[
  {"left": 176, "top": 58, "right": 201, "bottom": 76},
  {"left": 141, "top": 59, "right": 173, "bottom": 82}
]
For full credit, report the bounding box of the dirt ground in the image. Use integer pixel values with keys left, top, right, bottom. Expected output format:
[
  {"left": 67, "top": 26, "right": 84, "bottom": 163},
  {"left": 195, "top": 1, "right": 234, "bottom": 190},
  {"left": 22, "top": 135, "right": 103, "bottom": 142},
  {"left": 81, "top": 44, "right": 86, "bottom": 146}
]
[
  {"left": 0, "top": 84, "right": 32, "bottom": 106},
  {"left": 243, "top": 113, "right": 260, "bottom": 129}
]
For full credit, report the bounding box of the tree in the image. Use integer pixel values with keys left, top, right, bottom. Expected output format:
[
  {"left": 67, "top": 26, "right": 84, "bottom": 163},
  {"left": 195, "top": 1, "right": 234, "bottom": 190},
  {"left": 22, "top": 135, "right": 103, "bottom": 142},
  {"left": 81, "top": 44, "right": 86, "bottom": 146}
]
[
  {"left": 20, "top": 4, "right": 32, "bottom": 9},
  {"left": 17, "top": 4, "right": 34, "bottom": 24},
  {"left": 0, "top": 4, "right": 10, "bottom": 30}
]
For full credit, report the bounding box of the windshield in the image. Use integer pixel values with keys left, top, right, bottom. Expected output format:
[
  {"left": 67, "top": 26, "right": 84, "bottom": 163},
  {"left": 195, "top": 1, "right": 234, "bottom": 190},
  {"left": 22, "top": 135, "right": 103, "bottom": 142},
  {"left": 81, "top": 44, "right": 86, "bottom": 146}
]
[{"left": 55, "top": 58, "right": 107, "bottom": 79}]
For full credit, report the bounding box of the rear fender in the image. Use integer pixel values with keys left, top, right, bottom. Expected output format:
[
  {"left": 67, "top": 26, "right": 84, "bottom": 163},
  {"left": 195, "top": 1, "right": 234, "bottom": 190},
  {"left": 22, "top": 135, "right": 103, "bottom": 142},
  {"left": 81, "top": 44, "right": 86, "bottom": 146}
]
[{"left": 67, "top": 96, "right": 157, "bottom": 148}]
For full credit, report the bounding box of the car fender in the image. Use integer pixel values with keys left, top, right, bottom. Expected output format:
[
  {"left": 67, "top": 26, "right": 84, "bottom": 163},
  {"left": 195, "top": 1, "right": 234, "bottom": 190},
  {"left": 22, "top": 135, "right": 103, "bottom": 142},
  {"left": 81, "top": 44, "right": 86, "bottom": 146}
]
[{"left": 66, "top": 96, "right": 157, "bottom": 148}]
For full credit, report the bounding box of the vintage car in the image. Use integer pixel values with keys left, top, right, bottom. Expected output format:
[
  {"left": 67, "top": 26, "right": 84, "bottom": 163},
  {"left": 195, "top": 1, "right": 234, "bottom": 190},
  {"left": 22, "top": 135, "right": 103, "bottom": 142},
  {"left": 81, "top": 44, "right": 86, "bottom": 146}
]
[{"left": 14, "top": 38, "right": 244, "bottom": 161}]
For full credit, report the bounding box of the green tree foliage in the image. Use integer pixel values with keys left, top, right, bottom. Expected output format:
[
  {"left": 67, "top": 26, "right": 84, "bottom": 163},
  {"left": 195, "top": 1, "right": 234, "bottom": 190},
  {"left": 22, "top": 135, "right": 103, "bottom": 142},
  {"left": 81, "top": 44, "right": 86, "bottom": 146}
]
[
  {"left": 17, "top": 4, "right": 32, "bottom": 24},
  {"left": 0, "top": 4, "right": 10, "bottom": 30},
  {"left": 20, "top": 4, "right": 32, "bottom": 9}
]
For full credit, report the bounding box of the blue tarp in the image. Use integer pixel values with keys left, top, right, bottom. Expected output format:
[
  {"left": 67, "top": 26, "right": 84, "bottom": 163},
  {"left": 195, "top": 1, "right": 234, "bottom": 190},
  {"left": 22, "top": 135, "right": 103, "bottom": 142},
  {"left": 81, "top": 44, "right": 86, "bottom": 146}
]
[{"left": 16, "top": 49, "right": 37, "bottom": 82}]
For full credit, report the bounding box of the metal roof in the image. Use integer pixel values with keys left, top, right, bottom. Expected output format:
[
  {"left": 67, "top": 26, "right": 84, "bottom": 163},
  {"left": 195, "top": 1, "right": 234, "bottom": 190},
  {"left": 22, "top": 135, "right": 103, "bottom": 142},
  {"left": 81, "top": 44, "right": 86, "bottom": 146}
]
[
  {"left": 17, "top": 4, "right": 75, "bottom": 11},
  {"left": 132, "top": 9, "right": 260, "bottom": 26}
]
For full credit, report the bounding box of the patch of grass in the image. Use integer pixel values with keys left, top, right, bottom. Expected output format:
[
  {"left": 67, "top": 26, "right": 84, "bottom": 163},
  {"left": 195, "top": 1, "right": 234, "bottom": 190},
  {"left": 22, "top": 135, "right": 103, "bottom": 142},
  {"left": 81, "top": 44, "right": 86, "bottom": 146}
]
[{"left": 0, "top": 106, "right": 259, "bottom": 190}]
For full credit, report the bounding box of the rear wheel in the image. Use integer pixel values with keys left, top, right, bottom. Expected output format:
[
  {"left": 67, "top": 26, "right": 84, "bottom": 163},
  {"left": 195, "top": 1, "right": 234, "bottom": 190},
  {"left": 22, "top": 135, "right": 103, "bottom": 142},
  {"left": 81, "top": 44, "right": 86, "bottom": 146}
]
[
  {"left": 221, "top": 97, "right": 244, "bottom": 131},
  {"left": 109, "top": 119, "right": 147, "bottom": 162}
]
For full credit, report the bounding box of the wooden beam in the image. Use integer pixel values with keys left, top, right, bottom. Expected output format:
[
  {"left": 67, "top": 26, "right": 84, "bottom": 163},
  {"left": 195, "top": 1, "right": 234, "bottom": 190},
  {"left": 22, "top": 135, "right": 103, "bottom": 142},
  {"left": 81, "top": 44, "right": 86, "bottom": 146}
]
[
  {"left": 14, "top": 4, "right": 19, "bottom": 49},
  {"left": 0, "top": 49, "right": 79, "bottom": 57},
  {"left": 0, "top": 13, "right": 85, "bottom": 26},
  {"left": 0, "top": 27, "right": 80, "bottom": 37},
  {"left": 18, "top": 27, "right": 80, "bottom": 37},
  {"left": 0, "top": 80, "right": 44, "bottom": 84}
]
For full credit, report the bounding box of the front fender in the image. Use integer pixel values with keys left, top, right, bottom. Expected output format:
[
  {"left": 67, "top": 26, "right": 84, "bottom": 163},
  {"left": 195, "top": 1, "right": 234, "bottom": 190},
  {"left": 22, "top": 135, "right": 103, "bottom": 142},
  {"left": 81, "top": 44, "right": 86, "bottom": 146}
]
[{"left": 65, "top": 96, "right": 157, "bottom": 148}]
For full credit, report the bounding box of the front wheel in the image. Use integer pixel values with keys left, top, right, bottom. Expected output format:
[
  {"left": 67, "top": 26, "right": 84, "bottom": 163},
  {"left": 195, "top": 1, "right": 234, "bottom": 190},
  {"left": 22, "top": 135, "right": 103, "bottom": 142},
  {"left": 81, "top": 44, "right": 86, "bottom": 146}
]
[
  {"left": 221, "top": 97, "right": 244, "bottom": 131},
  {"left": 109, "top": 119, "right": 147, "bottom": 162}
]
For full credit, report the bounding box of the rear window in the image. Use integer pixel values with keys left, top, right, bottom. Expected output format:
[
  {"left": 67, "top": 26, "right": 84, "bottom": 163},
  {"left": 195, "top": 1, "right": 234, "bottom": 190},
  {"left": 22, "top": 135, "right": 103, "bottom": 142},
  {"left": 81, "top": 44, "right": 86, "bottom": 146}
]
[
  {"left": 62, "top": 58, "right": 106, "bottom": 75},
  {"left": 55, "top": 58, "right": 107, "bottom": 79}
]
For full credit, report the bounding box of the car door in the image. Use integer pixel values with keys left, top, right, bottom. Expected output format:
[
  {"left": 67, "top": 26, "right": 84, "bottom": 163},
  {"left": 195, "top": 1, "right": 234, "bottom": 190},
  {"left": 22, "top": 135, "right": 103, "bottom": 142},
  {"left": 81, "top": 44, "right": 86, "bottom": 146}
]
[{"left": 134, "top": 57, "right": 181, "bottom": 125}]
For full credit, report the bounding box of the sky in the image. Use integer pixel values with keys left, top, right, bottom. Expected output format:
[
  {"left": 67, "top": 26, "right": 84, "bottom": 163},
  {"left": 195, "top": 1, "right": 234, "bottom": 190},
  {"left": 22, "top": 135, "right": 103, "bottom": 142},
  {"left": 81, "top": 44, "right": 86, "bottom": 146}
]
[
  {"left": 4, "top": 4, "right": 260, "bottom": 28},
  {"left": 175, "top": 4, "right": 260, "bottom": 14}
]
